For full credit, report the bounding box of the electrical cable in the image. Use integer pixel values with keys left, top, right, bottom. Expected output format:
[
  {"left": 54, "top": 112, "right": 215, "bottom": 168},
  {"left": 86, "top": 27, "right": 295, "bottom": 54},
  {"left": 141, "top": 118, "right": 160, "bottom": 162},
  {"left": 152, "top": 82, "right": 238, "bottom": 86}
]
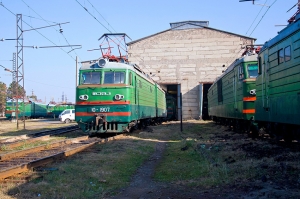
[
  {"left": 22, "top": 14, "right": 57, "bottom": 24},
  {"left": 86, "top": 0, "right": 117, "bottom": 33},
  {"left": 25, "top": 78, "right": 75, "bottom": 90},
  {"left": 225, "top": 0, "right": 278, "bottom": 67},
  {"left": 245, "top": 0, "right": 268, "bottom": 35},
  {"left": 75, "top": 0, "right": 112, "bottom": 33},
  {"left": 1, "top": 2, "right": 76, "bottom": 61},
  {"left": 21, "top": 0, "right": 82, "bottom": 62},
  {"left": 249, "top": 0, "right": 278, "bottom": 36}
]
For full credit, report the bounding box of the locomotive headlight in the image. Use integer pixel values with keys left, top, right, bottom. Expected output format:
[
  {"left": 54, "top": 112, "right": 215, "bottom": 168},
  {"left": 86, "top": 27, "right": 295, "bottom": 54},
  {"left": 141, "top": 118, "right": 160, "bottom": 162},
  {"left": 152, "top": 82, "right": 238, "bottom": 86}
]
[
  {"left": 98, "top": 58, "right": 107, "bottom": 67},
  {"left": 114, "top": 94, "right": 124, "bottom": 100},
  {"left": 249, "top": 89, "right": 256, "bottom": 95},
  {"left": 79, "top": 95, "right": 89, "bottom": 100}
]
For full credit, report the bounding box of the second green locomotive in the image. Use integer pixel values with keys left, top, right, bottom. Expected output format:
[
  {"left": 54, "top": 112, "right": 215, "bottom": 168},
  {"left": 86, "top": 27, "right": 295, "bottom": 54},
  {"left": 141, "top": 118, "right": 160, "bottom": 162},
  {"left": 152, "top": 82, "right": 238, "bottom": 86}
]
[{"left": 208, "top": 54, "right": 258, "bottom": 132}]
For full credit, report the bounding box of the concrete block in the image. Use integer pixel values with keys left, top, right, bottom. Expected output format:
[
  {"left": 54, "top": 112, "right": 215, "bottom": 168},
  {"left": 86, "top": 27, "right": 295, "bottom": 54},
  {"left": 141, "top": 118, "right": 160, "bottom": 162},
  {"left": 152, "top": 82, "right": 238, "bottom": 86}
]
[{"left": 179, "top": 68, "right": 195, "bottom": 72}]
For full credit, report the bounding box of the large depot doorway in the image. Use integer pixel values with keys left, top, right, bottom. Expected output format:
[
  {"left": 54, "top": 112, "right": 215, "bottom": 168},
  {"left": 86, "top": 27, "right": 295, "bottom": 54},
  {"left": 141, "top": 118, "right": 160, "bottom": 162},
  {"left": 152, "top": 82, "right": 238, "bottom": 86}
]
[
  {"left": 199, "top": 83, "right": 212, "bottom": 120},
  {"left": 164, "top": 84, "right": 181, "bottom": 121}
]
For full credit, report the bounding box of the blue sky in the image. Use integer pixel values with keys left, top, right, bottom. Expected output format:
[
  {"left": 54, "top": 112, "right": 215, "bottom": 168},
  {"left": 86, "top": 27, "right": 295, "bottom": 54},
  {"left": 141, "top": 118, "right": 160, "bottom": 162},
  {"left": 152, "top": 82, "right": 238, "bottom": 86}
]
[{"left": 0, "top": 0, "right": 298, "bottom": 103}]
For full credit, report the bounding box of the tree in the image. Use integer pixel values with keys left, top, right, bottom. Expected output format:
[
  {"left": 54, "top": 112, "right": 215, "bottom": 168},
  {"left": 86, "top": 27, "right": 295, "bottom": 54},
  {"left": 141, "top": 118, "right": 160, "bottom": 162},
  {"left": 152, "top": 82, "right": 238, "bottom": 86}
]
[
  {"left": 0, "top": 82, "right": 7, "bottom": 114},
  {"left": 6, "top": 81, "right": 26, "bottom": 100}
]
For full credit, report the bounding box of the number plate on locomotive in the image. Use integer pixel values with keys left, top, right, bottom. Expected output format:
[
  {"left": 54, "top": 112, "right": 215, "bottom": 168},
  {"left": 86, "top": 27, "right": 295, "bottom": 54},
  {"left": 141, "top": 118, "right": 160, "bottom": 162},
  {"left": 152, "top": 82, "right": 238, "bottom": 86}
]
[
  {"left": 88, "top": 107, "right": 110, "bottom": 112},
  {"left": 92, "top": 92, "right": 111, "bottom": 96}
]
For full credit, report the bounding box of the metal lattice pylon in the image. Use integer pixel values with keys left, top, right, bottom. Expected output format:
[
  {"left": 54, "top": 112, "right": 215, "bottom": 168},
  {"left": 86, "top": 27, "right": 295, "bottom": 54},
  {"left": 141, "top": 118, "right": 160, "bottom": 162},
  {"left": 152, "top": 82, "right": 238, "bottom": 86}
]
[{"left": 16, "top": 14, "right": 25, "bottom": 129}]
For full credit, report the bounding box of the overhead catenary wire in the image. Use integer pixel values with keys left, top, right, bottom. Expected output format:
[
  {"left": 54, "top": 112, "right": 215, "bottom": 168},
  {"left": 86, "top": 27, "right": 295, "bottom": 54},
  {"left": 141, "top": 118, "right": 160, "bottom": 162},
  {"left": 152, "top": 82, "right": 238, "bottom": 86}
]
[
  {"left": 249, "top": 0, "right": 278, "bottom": 36},
  {"left": 25, "top": 78, "right": 75, "bottom": 90},
  {"left": 245, "top": 0, "right": 268, "bottom": 35},
  {"left": 75, "top": 0, "right": 112, "bottom": 33},
  {"left": 225, "top": 0, "right": 277, "bottom": 67},
  {"left": 86, "top": 0, "right": 117, "bottom": 33},
  {"left": 22, "top": 14, "right": 57, "bottom": 24},
  {"left": 0, "top": 2, "right": 77, "bottom": 61},
  {"left": 20, "top": 0, "right": 83, "bottom": 62}
]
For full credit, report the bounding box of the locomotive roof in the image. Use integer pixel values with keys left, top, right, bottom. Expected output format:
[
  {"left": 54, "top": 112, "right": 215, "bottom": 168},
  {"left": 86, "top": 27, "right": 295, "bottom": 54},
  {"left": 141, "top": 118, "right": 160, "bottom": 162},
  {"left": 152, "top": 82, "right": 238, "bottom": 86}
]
[
  {"left": 260, "top": 13, "right": 300, "bottom": 52},
  {"left": 80, "top": 59, "right": 165, "bottom": 91},
  {"left": 80, "top": 59, "right": 136, "bottom": 71}
]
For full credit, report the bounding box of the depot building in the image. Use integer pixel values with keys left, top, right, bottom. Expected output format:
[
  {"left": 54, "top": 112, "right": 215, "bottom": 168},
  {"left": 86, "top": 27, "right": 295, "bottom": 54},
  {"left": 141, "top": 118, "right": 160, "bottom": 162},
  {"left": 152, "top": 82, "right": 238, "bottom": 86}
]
[{"left": 127, "top": 21, "right": 255, "bottom": 120}]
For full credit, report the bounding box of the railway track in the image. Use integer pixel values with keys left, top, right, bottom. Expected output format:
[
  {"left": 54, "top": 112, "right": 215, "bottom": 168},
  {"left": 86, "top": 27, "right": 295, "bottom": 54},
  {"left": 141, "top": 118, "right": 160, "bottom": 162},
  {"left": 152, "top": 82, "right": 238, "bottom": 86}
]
[
  {"left": 0, "top": 134, "right": 123, "bottom": 181},
  {"left": 0, "top": 125, "right": 80, "bottom": 150}
]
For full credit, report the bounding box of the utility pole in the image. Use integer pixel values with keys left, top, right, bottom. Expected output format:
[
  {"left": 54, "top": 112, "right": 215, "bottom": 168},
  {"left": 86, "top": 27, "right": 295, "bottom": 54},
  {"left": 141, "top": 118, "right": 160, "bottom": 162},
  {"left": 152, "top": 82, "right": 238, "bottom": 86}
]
[{"left": 16, "top": 14, "right": 25, "bottom": 129}]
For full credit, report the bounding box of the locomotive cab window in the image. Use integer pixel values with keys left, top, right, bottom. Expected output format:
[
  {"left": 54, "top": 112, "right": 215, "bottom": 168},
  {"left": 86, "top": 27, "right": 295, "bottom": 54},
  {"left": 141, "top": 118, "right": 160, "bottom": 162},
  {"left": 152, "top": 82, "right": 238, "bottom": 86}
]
[
  {"left": 284, "top": 46, "right": 291, "bottom": 62},
  {"left": 81, "top": 71, "right": 101, "bottom": 85},
  {"left": 104, "top": 71, "right": 125, "bottom": 84},
  {"left": 247, "top": 64, "right": 258, "bottom": 78}
]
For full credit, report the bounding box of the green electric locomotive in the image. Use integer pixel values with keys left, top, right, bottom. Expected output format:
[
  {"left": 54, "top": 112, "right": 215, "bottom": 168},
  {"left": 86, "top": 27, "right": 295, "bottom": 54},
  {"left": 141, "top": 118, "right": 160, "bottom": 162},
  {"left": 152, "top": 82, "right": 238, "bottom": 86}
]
[
  {"left": 208, "top": 4, "right": 300, "bottom": 141},
  {"left": 5, "top": 100, "right": 50, "bottom": 119},
  {"left": 255, "top": 9, "right": 300, "bottom": 141},
  {"left": 75, "top": 34, "right": 167, "bottom": 133},
  {"left": 208, "top": 53, "right": 258, "bottom": 131}
]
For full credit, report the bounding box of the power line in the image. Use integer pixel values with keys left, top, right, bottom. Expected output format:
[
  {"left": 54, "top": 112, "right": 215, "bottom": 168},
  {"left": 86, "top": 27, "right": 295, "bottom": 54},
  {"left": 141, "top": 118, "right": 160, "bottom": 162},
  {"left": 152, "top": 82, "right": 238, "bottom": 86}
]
[
  {"left": 0, "top": 2, "right": 76, "bottom": 61},
  {"left": 86, "top": 0, "right": 117, "bottom": 33},
  {"left": 245, "top": 0, "right": 268, "bottom": 35},
  {"left": 25, "top": 78, "right": 74, "bottom": 90},
  {"left": 21, "top": 0, "right": 83, "bottom": 62},
  {"left": 75, "top": 0, "right": 112, "bottom": 33},
  {"left": 22, "top": 14, "right": 57, "bottom": 24},
  {"left": 224, "top": 0, "right": 278, "bottom": 66},
  {"left": 249, "top": 0, "right": 278, "bottom": 36}
]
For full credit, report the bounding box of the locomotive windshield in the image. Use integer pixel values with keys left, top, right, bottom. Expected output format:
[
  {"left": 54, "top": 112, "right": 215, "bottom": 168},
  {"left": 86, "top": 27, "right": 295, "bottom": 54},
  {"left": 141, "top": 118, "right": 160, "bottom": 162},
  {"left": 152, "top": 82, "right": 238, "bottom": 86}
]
[
  {"left": 247, "top": 64, "right": 258, "bottom": 78},
  {"left": 81, "top": 71, "right": 101, "bottom": 84},
  {"left": 104, "top": 71, "right": 125, "bottom": 84}
]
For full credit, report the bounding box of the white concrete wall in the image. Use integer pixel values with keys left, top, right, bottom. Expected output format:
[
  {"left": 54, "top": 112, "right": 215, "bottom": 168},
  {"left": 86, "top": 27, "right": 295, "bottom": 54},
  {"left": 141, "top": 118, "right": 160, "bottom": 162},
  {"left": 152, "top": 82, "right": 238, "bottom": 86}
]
[{"left": 128, "top": 28, "right": 254, "bottom": 120}]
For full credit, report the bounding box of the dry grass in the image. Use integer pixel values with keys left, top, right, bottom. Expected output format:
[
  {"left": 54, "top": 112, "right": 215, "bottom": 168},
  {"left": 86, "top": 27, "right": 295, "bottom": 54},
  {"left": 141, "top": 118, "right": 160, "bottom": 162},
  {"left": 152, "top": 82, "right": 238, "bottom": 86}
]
[
  {"left": 0, "top": 118, "right": 75, "bottom": 138},
  {"left": 3, "top": 137, "right": 155, "bottom": 198},
  {"left": 0, "top": 120, "right": 299, "bottom": 198}
]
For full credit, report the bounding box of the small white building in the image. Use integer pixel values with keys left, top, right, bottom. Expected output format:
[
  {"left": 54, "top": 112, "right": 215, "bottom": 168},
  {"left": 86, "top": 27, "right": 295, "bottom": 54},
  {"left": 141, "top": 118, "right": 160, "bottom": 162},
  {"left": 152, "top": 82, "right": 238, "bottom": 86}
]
[{"left": 127, "top": 21, "right": 255, "bottom": 120}]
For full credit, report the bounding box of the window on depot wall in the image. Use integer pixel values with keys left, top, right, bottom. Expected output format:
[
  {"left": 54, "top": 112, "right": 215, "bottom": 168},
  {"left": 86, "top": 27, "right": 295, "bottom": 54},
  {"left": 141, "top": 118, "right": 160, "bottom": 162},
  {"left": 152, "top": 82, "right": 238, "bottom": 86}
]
[
  {"left": 278, "top": 49, "right": 284, "bottom": 64},
  {"left": 284, "top": 46, "right": 291, "bottom": 62},
  {"left": 81, "top": 71, "right": 101, "bottom": 85}
]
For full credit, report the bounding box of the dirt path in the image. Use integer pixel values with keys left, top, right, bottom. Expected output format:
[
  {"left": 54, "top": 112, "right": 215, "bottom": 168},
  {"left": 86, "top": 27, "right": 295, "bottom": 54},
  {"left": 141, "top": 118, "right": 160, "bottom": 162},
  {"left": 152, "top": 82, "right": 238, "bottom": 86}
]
[
  {"left": 110, "top": 142, "right": 166, "bottom": 199},
  {"left": 109, "top": 141, "right": 213, "bottom": 199}
]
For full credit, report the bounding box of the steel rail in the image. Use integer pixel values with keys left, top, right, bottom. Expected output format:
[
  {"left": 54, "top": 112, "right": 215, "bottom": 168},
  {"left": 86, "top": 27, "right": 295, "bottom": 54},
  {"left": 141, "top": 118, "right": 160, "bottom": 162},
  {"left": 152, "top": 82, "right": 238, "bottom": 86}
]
[
  {"left": 0, "top": 125, "right": 80, "bottom": 150},
  {"left": 0, "top": 135, "right": 123, "bottom": 180},
  {"left": 0, "top": 135, "right": 50, "bottom": 150}
]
